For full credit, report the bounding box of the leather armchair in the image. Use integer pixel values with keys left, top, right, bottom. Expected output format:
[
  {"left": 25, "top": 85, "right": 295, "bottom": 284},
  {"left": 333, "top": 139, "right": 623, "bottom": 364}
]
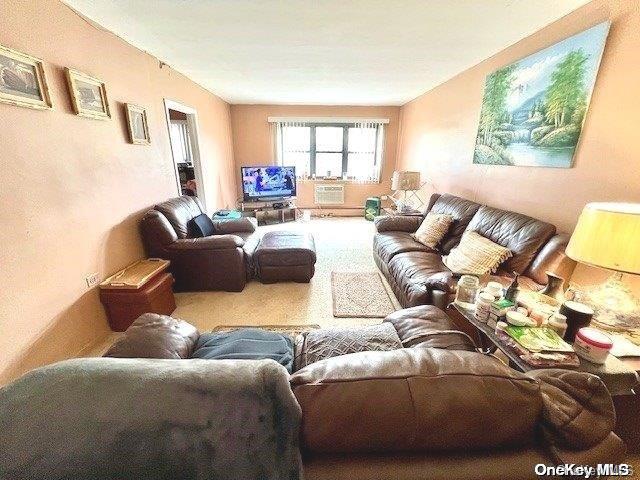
[{"left": 140, "top": 196, "right": 259, "bottom": 292}]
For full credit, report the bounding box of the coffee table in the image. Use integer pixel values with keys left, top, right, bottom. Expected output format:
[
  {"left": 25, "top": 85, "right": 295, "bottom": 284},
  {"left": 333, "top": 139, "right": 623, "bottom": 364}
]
[{"left": 446, "top": 302, "right": 639, "bottom": 396}]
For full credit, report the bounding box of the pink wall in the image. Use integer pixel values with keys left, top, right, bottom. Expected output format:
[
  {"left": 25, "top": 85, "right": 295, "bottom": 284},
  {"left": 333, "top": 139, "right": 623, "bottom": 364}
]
[
  {"left": 396, "top": 0, "right": 640, "bottom": 292},
  {"left": 0, "top": 0, "right": 236, "bottom": 384},
  {"left": 230, "top": 105, "right": 400, "bottom": 214}
]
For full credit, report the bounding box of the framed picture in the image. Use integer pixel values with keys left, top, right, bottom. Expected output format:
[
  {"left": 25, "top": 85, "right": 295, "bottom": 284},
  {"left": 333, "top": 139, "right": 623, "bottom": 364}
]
[
  {"left": 0, "top": 44, "right": 52, "bottom": 110},
  {"left": 473, "top": 22, "right": 610, "bottom": 168},
  {"left": 125, "top": 103, "right": 150, "bottom": 145},
  {"left": 65, "top": 67, "right": 110, "bottom": 120}
]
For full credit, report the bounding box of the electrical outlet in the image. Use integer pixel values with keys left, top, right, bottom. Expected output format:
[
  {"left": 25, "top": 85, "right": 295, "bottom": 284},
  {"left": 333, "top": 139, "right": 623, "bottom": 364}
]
[
  {"left": 380, "top": 195, "right": 389, "bottom": 200},
  {"left": 85, "top": 272, "right": 100, "bottom": 288}
]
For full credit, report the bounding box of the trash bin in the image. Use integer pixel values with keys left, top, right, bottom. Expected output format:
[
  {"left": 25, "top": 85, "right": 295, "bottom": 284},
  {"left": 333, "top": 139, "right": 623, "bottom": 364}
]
[{"left": 364, "top": 196, "right": 381, "bottom": 221}]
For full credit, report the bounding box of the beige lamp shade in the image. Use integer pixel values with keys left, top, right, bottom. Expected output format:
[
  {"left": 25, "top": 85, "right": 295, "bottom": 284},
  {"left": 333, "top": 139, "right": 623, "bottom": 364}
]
[
  {"left": 566, "top": 202, "right": 640, "bottom": 275},
  {"left": 391, "top": 171, "right": 421, "bottom": 191}
]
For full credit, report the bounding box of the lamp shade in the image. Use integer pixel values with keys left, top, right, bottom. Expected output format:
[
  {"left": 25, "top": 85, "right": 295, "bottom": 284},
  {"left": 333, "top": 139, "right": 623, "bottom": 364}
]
[
  {"left": 566, "top": 202, "right": 640, "bottom": 275},
  {"left": 391, "top": 171, "right": 421, "bottom": 191}
]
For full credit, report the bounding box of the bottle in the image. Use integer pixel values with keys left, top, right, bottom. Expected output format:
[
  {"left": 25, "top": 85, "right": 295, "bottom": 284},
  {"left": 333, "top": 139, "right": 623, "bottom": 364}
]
[
  {"left": 504, "top": 273, "right": 520, "bottom": 302},
  {"left": 548, "top": 312, "right": 568, "bottom": 337}
]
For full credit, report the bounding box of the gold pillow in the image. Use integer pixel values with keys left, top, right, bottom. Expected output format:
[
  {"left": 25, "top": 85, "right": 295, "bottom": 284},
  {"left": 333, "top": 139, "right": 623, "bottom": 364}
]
[
  {"left": 412, "top": 213, "right": 453, "bottom": 248},
  {"left": 443, "top": 231, "right": 512, "bottom": 275}
]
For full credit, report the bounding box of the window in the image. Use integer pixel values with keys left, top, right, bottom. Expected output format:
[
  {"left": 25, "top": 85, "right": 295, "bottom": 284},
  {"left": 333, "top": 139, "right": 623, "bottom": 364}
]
[{"left": 276, "top": 120, "right": 385, "bottom": 182}]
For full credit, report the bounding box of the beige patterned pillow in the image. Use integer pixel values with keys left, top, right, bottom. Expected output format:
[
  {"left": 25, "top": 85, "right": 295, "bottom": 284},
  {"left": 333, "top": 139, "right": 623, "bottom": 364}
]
[
  {"left": 443, "top": 231, "right": 512, "bottom": 275},
  {"left": 412, "top": 213, "right": 453, "bottom": 248}
]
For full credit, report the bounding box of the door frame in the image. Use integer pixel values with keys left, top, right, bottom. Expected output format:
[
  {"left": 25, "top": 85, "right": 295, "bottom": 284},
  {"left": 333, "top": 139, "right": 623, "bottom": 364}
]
[{"left": 163, "top": 99, "right": 207, "bottom": 212}]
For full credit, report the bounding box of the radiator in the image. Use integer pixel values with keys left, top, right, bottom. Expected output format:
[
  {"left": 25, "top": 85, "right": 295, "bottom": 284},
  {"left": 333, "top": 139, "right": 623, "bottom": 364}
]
[{"left": 314, "top": 184, "right": 345, "bottom": 205}]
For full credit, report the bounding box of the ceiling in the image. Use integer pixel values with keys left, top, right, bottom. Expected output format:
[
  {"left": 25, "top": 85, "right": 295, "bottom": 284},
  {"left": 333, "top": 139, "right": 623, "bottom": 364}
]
[{"left": 63, "top": 0, "right": 591, "bottom": 106}]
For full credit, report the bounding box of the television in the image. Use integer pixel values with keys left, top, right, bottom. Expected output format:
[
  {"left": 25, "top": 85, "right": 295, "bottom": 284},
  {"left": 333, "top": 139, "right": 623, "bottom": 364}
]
[{"left": 241, "top": 166, "right": 297, "bottom": 201}]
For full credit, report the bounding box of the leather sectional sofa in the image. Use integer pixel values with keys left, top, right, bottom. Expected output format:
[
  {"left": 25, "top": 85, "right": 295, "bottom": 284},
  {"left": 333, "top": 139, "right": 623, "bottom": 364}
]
[
  {"left": 96, "top": 308, "right": 625, "bottom": 479},
  {"left": 374, "top": 193, "right": 577, "bottom": 309}
]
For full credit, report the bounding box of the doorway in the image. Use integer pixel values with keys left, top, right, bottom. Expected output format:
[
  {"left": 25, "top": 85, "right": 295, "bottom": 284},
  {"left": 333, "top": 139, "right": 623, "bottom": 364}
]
[{"left": 164, "top": 99, "right": 206, "bottom": 211}]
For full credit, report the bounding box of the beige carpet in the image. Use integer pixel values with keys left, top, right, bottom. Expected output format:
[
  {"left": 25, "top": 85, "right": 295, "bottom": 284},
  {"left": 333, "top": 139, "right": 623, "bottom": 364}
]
[
  {"left": 169, "top": 217, "right": 401, "bottom": 335},
  {"left": 332, "top": 271, "right": 396, "bottom": 318}
]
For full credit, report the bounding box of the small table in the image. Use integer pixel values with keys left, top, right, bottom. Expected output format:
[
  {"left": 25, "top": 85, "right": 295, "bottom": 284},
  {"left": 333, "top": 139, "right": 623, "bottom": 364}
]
[
  {"left": 382, "top": 207, "right": 423, "bottom": 216},
  {"left": 446, "top": 302, "right": 640, "bottom": 396}
]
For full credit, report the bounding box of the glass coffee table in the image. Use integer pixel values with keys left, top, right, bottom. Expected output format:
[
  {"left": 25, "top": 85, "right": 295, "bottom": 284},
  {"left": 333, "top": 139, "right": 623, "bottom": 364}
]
[{"left": 446, "top": 302, "right": 639, "bottom": 396}]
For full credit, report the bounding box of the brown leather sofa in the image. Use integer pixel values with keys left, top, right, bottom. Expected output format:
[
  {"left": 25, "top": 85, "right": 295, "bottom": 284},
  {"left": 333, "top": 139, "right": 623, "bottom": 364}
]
[
  {"left": 103, "top": 309, "right": 625, "bottom": 479},
  {"left": 374, "top": 193, "right": 577, "bottom": 309},
  {"left": 140, "top": 196, "right": 262, "bottom": 292}
]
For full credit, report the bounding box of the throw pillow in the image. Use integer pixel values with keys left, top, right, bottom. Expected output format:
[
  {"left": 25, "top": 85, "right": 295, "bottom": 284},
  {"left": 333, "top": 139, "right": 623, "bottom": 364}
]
[
  {"left": 295, "top": 323, "right": 402, "bottom": 371},
  {"left": 187, "top": 213, "right": 215, "bottom": 238},
  {"left": 412, "top": 212, "right": 453, "bottom": 248},
  {"left": 192, "top": 328, "right": 294, "bottom": 373},
  {"left": 443, "top": 231, "right": 512, "bottom": 275}
]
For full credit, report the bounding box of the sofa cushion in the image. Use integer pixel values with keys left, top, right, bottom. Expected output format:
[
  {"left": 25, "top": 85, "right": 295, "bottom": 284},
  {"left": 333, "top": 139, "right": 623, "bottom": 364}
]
[
  {"left": 387, "top": 251, "right": 450, "bottom": 307},
  {"left": 104, "top": 313, "right": 199, "bottom": 359},
  {"left": 187, "top": 213, "right": 215, "bottom": 238},
  {"left": 291, "top": 348, "right": 542, "bottom": 453},
  {"left": 427, "top": 194, "right": 482, "bottom": 254},
  {"left": 466, "top": 205, "right": 556, "bottom": 274},
  {"left": 443, "top": 231, "right": 512, "bottom": 275},
  {"left": 374, "top": 232, "right": 435, "bottom": 264},
  {"left": 294, "top": 323, "right": 402, "bottom": 371},
  {"left": 193, "top": 328, "right": 294, "bottom": 373},
  {"left": 384, "top": 305, "right": 476, "bottom": 351},
  {"left": 412, "top": 213, "right": 453, "bottom": 248},
  {"left": 155, "top": 196, "right": 204, "bottom": 239}
]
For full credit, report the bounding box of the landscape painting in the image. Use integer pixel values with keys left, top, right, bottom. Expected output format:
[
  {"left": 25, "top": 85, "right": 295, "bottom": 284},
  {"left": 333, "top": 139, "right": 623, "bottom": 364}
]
[{"left": 473, "top": 22, "right": 609, "bottom": 168}]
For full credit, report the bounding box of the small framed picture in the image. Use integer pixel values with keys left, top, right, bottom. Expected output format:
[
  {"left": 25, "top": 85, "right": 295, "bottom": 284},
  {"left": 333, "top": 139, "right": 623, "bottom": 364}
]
[
  {"left": 125, "top": 103, "right": 150, "bottom": 145},
  {"left": 0, "top": 44, "right": 52, "bottom": 110},
  {"left": 65, "top": 67, "right": 110, "bottom": 120}
]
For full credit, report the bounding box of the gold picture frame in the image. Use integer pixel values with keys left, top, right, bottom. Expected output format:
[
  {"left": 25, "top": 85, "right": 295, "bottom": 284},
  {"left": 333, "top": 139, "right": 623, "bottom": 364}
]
[
  {"left": 0, "top": 44, "right": 52, "bottom": 110},
  {"left": 125, "top": 103, "right": 151, "bottom": 145},
  {"left": 65, "top": 67, "right": 110, "bottom": 120}
]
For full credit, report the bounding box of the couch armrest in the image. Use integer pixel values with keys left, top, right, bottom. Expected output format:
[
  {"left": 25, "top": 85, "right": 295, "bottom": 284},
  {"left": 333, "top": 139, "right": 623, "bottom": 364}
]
[
  {"left": 423, "top": 271, "right": 457, "bottom": 294},
  {"left": 212, "top": 217, "right": 257, "bottom": 234},
  {"left": 373, "top": 215, "right": 423, "bottom": 233},
  {"left": 168, "top": 234, "right": 244, "bottom": 251}
]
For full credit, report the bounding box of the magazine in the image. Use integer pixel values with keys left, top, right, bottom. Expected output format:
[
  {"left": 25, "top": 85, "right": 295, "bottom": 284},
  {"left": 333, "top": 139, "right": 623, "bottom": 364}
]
[{"left": 505, "top": 326, "right": 574, "bottom": 353}]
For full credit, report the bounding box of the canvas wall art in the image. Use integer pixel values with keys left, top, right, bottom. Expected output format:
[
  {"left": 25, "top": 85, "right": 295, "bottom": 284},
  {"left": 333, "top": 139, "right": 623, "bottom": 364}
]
[
  {"left": 0, "top": 44, "right": 52, "bottom": 110},
  {"left": 65, "top": 68, "right": 110, "bottom": 120},
  {"left": 473, "top": 22, "right": 609, "bottom": 168}
]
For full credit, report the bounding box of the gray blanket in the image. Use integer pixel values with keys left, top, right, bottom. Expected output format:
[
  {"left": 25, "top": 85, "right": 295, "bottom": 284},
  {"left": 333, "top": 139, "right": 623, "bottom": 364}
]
[{"left": 0, "top": 357, "right": 302, "bottom": 480}]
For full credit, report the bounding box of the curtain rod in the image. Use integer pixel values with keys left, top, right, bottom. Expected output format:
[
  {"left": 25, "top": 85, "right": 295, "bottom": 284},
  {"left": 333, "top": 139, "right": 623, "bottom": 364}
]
[{"left": 267, "top": 116, "right": 389, "bottom": 124}]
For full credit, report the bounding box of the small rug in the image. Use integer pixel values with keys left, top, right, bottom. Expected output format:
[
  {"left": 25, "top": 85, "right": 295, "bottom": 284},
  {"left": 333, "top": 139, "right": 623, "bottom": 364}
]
[
  {"left": 331, "top": 271, "right": 396, "bottom": 318},
  {"left": 211, "top": 324, "right": 321, "bottom": 337}
]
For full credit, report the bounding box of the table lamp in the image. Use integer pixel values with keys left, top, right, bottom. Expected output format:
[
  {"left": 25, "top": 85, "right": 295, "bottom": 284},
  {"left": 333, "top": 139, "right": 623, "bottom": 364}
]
[
  {"left": 390, "top": 171, "right": 423, "bottom": 213},
  {"left": 566, "top": 202, "right": 640, "bottom": 327}
]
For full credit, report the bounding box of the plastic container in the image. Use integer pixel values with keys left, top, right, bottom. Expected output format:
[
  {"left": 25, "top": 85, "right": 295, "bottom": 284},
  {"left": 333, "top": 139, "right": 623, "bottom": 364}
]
[
  {"left": 484, "top": 281, "right": 503, "bottom": 300},
  {"left": 455, "top": 275, "right": 480, "bottom": 309},
  {"left": 506, "top": 310, "right": 536, "bottom": 327},
  {"left": 573, "top": 327, "right": 613, "bottom": 364},
  {"left": 474, "top": 292, "right": 494, "bottom": 322},
  {"left": 548, "top": 313, "right": 568, "bottom": 337}
]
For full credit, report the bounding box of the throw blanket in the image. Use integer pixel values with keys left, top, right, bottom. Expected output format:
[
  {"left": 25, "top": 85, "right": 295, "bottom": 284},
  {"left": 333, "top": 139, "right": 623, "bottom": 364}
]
[{"left": 0, "top": 358, "right": 302, "bottom": 480}]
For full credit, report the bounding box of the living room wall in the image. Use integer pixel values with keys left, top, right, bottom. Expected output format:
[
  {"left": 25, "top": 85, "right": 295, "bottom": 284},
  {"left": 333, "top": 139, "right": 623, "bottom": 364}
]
[
  {"left": 396, "top": 0, "right": 640, "bottom": 293},
  {"left": 0, "top": 0, "right": 236, "bottom": 384},
  {"left": 231, "top": 105, "right": 400, "bottom": 215}
]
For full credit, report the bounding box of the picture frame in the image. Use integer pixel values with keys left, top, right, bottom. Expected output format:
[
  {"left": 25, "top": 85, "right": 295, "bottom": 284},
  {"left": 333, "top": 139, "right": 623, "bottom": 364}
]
[
  {"left": 0, "top": 43, "right": 52, "bottom": 110},
  {"left": 125, "top": 103, "right": 151, "bottom": 145},
  {"left": 65, "top": 67, "right": 110, "bottom": 120}
]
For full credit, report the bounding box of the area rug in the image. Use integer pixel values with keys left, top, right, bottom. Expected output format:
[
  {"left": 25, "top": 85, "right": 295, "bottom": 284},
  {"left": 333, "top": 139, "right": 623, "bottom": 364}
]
[
  {"left": 331, "top": 271, "right": 396, "bottom": 318},
  {"left": 211, "top": 324, "right": 321, "bottom": 337}
]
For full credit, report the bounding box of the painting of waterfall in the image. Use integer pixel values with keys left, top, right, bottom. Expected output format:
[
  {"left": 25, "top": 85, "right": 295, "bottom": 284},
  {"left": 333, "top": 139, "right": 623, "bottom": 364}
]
[{"left": 473, "top": 22, "right": 609, "bottom": 168}]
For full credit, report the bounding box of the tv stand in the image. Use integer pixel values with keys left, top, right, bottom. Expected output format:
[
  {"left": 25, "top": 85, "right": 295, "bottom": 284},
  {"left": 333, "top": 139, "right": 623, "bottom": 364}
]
[{"left": 240, "top": 200, "right": 298, "bottom": 226}]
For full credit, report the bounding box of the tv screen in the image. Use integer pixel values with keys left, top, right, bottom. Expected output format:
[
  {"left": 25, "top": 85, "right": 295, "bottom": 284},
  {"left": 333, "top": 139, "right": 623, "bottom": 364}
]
[{"left": 241, "top": 166, "right": 296, "bottom": 201}]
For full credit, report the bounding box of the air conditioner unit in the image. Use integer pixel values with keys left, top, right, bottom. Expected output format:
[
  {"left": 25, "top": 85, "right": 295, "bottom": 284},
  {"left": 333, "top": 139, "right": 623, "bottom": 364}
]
[{"left": 314, "top": 184, "right": 345, "bottom": 205}]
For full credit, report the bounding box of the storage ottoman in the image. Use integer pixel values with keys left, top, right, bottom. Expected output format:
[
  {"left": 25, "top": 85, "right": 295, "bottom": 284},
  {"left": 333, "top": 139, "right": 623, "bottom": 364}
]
[{"left": 254, "top": 232, "right": 316, "bottom": 283}]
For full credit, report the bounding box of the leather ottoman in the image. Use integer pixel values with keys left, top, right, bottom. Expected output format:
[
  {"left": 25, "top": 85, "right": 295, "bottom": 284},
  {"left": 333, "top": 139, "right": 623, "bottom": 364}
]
[{"left": 254, "top": 231, "right": 316, "bottom": 283}]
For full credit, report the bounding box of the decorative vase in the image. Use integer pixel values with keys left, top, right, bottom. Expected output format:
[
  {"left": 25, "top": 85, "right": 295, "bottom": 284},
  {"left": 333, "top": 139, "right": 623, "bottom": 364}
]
[{"left": 540, "top": 271, "right": 566, "bottom": 303}]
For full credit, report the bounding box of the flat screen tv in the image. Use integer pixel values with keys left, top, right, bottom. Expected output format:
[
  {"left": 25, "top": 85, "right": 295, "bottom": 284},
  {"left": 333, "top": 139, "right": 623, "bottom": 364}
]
[{"left": 241, "top": 166, "right": 296, "bottom": 201}]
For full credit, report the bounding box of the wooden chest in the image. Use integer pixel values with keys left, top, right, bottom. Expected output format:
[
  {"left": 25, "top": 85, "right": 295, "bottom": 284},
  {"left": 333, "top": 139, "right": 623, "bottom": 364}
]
[{"left": 99, "top": 259, "right": 176, "bottom": 331}]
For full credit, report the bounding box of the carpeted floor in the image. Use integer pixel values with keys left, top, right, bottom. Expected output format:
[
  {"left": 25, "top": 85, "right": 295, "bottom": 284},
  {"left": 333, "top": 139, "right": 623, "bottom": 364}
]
[{"left": 171, "top": 216, "right": 400, "bottom": 332}]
